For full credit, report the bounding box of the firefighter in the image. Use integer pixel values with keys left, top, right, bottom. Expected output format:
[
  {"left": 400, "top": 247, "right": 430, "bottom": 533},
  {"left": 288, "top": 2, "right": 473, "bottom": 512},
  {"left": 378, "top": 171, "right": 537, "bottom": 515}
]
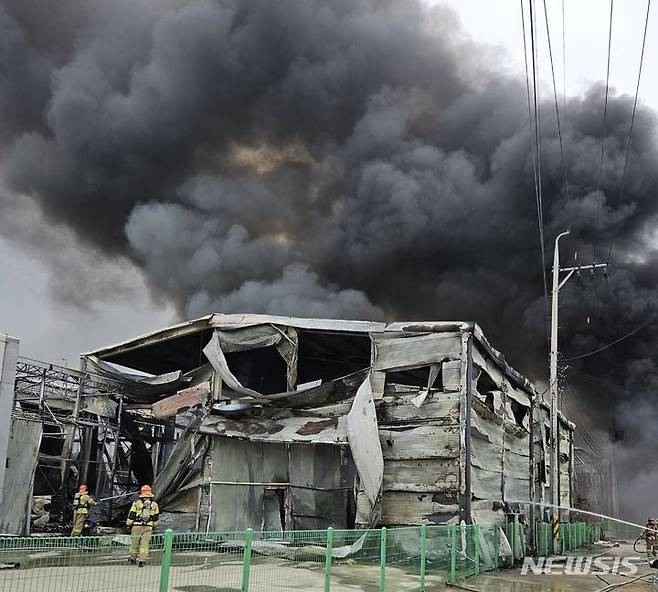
[
  {"left": 126, "top": 485, "right": 159, "bottom": 566},
  {"left": 71, "top": 484, "right": 96, "bottom": 536},
  {"left": 644, "top": 518, "right": 658, "bottom": 557}
]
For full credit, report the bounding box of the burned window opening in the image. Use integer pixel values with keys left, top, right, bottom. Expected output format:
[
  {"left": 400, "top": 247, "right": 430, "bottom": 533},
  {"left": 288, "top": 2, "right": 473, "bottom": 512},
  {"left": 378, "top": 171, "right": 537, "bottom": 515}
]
[
  {"left": 224, "top": 346, "right": 288, "bottom": 395},
  {"left": 510, "top": 399, "right": 528, "bottom": 427},
  {"left": 101, "top": 329, "right": 214, "bottom": 375},
  {"left": 385, "top": 365, "right": 443, "bottom": 389},
  {"left": 476, "top": 366, "right": 498, "bottom": 395},
  {"left": 296, "top": 331, "right": 371, "bottom": 385}
]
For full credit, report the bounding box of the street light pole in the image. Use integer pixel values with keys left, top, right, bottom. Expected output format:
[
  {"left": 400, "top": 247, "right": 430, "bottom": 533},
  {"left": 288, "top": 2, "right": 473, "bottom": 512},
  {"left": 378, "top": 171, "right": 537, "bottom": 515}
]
[{"left": 549, "top": 230, "right": 607, "bottom": 554}]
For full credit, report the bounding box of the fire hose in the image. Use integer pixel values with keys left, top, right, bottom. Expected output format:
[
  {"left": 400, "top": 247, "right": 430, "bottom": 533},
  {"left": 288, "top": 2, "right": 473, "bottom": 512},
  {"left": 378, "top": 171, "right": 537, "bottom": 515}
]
[{"left": 99, "top": 491, "right": 137, "bottom": 502}]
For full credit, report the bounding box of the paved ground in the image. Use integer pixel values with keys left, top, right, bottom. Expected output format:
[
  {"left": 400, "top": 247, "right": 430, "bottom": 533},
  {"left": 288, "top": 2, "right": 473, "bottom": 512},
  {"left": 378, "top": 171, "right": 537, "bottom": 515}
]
[
  {"left": 0, "top": 541, "right": 653, "bottom": 591},
  {"left": 463, "top": 542, "right": 655, "bottom": 592},
  {"left": 0, "top": 562, "right": 437, "bottom": 592}
]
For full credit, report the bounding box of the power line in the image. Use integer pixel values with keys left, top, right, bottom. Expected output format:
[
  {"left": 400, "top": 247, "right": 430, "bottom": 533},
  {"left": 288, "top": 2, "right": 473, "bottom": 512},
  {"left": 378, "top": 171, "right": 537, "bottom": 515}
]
[
  {"left": 521, "top": 0, "right": 540, "bottom": 230},
  {"left": 607, "top": 0, "right": 652, "bottom": 262},
  {"left": 561, "top": 0, "right": 566, "bottom": 117},
  {"left": 594, "top": 0, "right": 615, "bottom": 261},
  {"left": 523, "top": 0, "right": 550, "bottom": 341},
  {"left": 562, "top": 317, "right": 652, "bottom": 361},
  {"left": 542, "top": 0, "right": 570, "bottom": 200}
]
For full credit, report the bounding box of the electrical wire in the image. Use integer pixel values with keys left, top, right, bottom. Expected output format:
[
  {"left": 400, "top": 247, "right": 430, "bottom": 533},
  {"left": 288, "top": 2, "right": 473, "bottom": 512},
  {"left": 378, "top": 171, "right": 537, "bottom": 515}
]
[
  {"left": 523, "top": 0, "right": 550, "bottom": 342},
  {"left": 542, "top": 0, "right": 570, "bottom": 200},
  {"left": 594, "top": 0, "right": 615, "bottom": 261},
  {"left": 607, "top": 0, "right": 652, "bottom": 262},
  {"left": 562, "top": 317, "right": 652, "bottom": 361},
  {"left": 561, "top": 0, "right": 566, "bottom": 117},
  {"left": 521, "top": 0, "right": 541, "bottom": 240}
]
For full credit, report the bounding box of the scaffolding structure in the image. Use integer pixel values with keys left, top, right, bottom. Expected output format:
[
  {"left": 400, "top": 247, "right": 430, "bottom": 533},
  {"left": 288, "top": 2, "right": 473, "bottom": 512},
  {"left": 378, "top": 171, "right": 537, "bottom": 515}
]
[{"left": 11, "top": 356, "right": 179, "bottom": 528}]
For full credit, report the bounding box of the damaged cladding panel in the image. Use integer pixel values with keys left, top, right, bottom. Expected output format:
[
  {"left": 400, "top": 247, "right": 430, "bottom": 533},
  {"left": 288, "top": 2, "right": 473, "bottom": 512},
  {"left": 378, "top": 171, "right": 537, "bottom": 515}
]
[
  {"left": 0, "top": 333, "right": 19, "bottom": 501},
  {"left": 0, "top": 418, "right": 42, "bottom": 534},
  {"left": 81, "top": 314, "right": 575, "bottom": 530}
]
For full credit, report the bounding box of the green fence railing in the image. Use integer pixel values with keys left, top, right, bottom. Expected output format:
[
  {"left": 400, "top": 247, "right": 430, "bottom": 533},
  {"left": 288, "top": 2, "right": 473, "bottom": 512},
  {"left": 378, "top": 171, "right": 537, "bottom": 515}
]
[
  {"left": 0, "top": 521, "right": 603, "bottom": 592},
  {"left": 535, "top": 521, "right": 603, "bottom": 557}
]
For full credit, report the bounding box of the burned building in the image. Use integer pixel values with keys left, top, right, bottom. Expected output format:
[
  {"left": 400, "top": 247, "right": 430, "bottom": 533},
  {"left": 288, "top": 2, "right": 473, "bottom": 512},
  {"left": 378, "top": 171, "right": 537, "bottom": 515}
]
[{"left": 0, "top": 314, "right": 575, "bottom": 535}]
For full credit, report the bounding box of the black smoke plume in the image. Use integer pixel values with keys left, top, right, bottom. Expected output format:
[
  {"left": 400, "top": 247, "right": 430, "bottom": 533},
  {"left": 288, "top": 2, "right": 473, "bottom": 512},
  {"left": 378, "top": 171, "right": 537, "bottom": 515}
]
[{"left": 2, "top": 0, "right": 658, "bottom": 521}]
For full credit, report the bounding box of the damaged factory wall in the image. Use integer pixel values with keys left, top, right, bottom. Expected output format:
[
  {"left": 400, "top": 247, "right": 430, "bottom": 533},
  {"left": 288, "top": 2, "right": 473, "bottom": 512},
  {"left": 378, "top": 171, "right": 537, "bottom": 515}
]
[
  {"left": 0, "top": 418, "right": 42, "bottom": 534},
  {"left": 0, "top": 333, "right": 19, "bottom": 502},
  {"left": 210, "top": 438, "right": 288, "bottom": 531},
  {"left": 209, "top": 438, "right": 349, "bottom": 531},
  {"left": 531, "top": 399, "right": 575, "bottom": 519},
  {"left": 79, "top": 313, "right": 575, "bottom": 532},
  {"left": 469, "top": 343, "right": 532, "bottom": 525},
  {"left": 356, "top": 331, "right": 462, "bottom": 526}
]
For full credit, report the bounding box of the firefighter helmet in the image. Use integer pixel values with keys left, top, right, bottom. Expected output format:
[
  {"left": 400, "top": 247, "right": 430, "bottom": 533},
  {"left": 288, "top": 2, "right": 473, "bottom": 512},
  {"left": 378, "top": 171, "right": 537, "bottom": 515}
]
[{"left": 140, "top": 484, "right": 154, "bottom": 497}]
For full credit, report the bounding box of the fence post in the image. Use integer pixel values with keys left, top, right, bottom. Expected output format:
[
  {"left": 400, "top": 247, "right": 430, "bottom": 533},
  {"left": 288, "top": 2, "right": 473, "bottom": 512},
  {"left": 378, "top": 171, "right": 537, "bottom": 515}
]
[
  {"left": 493, "top": 526, "right": 499, "bottom": 569},
  {"left": 159, "top": 529, "right": 173, "bottom": 592},
  {"left": 324, "top": 527, "right": 333, "bottom": 592},
  {"left": 474, "top": 524, "right": 480, "bottom": 575},
  {"left": 449, "top": 525, "right": 457, "bottom": 583},
  {"left": 534, "top": 522, "right": 538, "bottom": 556},
  {"left": 572, "top": 523, "right": 575, "bottom": 550},
  {"left": 419, "top": 524, "right": 427, "bottom": 591},
  {"left": 509, "top": 523, "right": 516, "bottom": 566},
  {"left": 241, "top": 528, "right": 253, "bottom": 592},
  {"left": 379, "top": 527, "right": 387, "bottom": 592},
  {"left": 562, "top": 523, "right": 566, "bottom": 551}
]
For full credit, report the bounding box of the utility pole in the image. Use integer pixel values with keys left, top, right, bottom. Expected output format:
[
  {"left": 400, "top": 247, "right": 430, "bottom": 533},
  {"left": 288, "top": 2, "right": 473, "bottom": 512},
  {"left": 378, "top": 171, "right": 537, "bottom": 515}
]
[{"left": 549, "top": 229, "right": 607, "bottom": 554}]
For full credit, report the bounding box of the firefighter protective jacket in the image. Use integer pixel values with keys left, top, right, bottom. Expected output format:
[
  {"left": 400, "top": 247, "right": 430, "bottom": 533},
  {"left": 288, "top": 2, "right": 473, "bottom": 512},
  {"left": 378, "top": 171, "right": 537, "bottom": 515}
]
[
  {"left": 126, "top": 497, "right": 160, "bottom": 528},
  {"left": 73, "top": 493, "right": 96, "bottom": 515}
]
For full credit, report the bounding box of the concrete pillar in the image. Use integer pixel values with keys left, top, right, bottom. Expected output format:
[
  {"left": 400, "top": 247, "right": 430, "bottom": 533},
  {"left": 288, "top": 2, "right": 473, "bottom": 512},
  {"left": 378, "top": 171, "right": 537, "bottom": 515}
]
[{"left": 0, "top": 334, "right": 19, "bottom": 503}]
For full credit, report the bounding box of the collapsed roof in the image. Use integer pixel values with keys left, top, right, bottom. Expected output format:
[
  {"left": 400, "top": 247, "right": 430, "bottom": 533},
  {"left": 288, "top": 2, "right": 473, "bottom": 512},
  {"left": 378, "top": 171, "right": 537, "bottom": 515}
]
[{"left": 84, "top": 313, "right": 543, "bottom": 402}]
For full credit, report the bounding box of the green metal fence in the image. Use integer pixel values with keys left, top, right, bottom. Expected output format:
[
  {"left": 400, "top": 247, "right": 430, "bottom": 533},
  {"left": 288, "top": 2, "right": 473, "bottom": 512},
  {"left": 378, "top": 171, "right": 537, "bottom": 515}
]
[
  {"left": 0, "top": 522, "right": 603, "bottom": 592},
  {"left": 535, "top": 521, "right": 602, "bottom": 557}
]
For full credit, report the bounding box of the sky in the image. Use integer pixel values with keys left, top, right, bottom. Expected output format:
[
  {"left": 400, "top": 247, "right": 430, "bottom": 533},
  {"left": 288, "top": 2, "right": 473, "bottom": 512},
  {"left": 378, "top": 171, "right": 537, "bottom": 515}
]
[
  {"left": 1, "top": 0, "right": 656, "bottom": 366},
  {"left": 439, "top": 0, "right": 658, "bottom": 113}
]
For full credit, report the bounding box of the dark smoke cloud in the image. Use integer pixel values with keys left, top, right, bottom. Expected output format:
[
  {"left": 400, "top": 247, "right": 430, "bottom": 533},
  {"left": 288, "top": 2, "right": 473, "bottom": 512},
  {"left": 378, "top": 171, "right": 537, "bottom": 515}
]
[{"left": 2, "top": 0, "right": 658, "bottom": 519}]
